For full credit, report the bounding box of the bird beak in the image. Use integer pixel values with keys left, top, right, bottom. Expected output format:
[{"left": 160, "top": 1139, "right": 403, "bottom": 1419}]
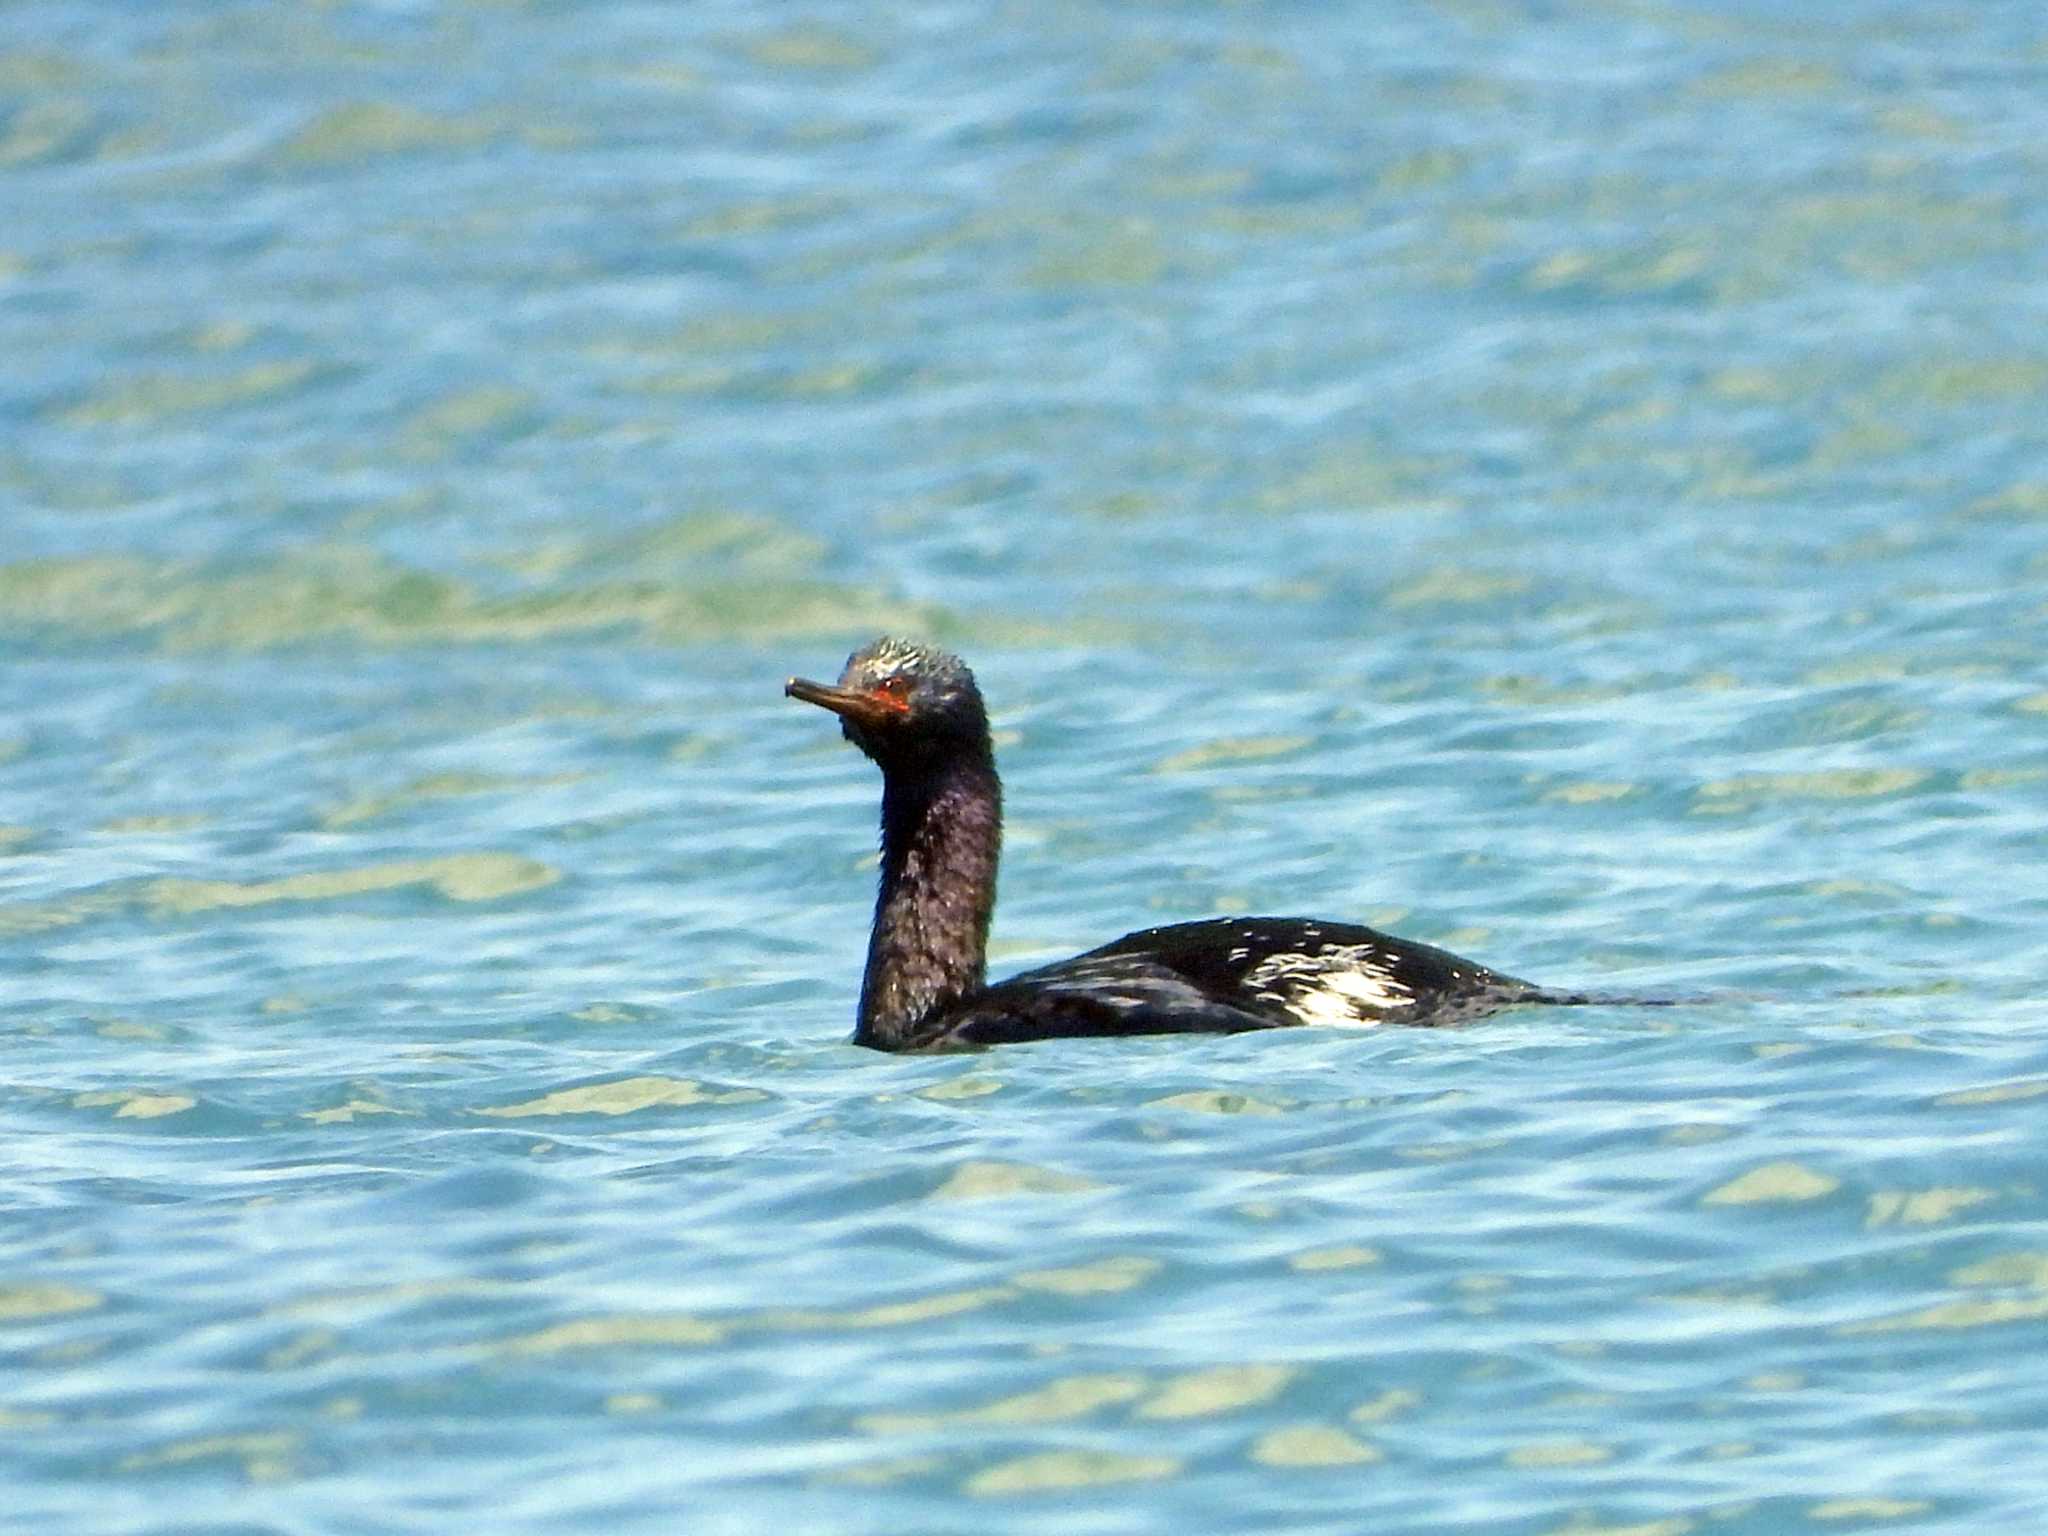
[{"left": 786, "top": 676, "right": 895, "bottom": 730}]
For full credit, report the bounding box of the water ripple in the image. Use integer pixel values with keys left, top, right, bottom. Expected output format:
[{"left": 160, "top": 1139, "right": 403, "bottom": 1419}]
[{"left": 5, "top": 2, "right": 2048, "bottom": 1533}]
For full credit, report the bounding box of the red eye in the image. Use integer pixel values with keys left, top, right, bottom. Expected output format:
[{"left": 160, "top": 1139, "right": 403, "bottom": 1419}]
[{"left": 875, "top": 675, "right": 912, "bottom": 709}]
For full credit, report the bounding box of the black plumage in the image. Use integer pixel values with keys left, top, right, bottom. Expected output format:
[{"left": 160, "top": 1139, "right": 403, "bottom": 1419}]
[{"left": 786, "top": 638, "right": 1595, "bottom": 1052}]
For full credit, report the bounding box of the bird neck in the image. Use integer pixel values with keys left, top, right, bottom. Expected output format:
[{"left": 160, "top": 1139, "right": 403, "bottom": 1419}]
[{"left": 857, "top": 751, "right": 1002, "bottom": 1049}]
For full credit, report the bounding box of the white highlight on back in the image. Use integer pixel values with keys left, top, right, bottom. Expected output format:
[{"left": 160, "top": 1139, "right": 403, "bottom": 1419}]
[{"left": 1243, "top": 943, "right": 1415, "bottom": 1028}]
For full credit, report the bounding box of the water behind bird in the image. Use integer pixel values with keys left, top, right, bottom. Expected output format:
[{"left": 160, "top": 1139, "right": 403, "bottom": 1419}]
[{"left": 4, "top": 3, "right": 2048, "bottom": 1534}]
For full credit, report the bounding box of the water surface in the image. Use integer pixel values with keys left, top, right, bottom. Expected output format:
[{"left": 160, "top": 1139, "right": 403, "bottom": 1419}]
[{"left": 4, "top": 3, "right": 2048, "bottom": 1533}]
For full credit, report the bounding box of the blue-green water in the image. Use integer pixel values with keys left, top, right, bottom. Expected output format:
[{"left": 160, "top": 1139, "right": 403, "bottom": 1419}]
[{"left": 5, "top": 3, "right": 2048, "bottom": 1532}]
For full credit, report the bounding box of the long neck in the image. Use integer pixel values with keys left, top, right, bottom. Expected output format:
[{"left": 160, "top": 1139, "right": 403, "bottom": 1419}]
[{"left": 856, "top": 752, "right": 1002, "bottom": 1049}]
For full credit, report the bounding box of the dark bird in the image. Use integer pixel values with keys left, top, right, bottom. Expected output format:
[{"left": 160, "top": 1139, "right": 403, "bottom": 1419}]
[{"left": 787, "top": 638, "right": 1632, "bottom": 1051}]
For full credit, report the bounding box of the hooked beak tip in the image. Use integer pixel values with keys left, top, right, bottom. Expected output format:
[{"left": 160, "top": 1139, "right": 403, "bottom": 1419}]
[{"left": 786, "top": 675, "right": 867, "bottom": 719}]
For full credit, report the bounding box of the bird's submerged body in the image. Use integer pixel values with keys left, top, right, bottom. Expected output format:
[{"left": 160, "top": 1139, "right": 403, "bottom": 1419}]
[
  {"left": 787, "top": 637, "right": 1619, "bottom": 1053},
  {"left": 915, "top": 916, "right": 1545, "bottom": 1050}
]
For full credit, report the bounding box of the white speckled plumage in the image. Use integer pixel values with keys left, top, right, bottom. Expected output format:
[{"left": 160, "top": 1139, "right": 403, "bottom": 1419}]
[{"left": 1244, "top": 943, "right": 1418, "bottom": 1027}]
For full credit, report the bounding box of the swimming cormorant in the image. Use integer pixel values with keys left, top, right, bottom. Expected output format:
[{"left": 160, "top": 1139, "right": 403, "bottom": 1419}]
[{"left": 788, "top": 638, "right": 1616, "bottom": 1051}]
